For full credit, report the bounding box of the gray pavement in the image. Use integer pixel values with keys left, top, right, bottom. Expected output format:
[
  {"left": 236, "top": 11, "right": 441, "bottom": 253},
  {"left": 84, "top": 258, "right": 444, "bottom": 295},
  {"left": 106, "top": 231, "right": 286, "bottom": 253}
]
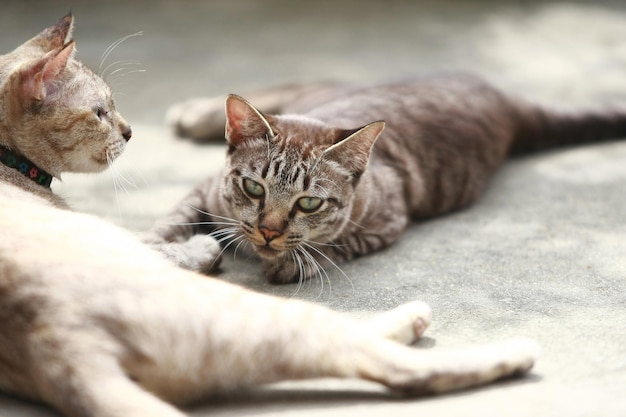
[{"left": 1, "top": 1, "right": 626, "bottom": 416}]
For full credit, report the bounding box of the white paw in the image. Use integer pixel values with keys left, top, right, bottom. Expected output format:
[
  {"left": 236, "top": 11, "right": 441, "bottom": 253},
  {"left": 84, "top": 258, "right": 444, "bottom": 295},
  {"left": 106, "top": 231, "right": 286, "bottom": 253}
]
[
  {"left": 153, "top": 235, "right": 222, "bottom": 274},
  {"left": 367, "top": 301, "right": 432, "bottom": 345},
  {"left": 166, "top": 97, "right": 226, "bottom": 141}
]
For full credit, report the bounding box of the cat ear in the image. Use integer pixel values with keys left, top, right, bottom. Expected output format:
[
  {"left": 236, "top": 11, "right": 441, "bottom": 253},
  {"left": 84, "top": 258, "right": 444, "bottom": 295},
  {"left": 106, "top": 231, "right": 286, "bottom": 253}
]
[
  {"left": 20, "top": 41, "right": 75, "bottom": 102},
  {"left": 323, "top": 121, "right": 385, "bottom": 178},
  {"left": 25, "top": 12, "right": 74, "bottom": 52},
  {"left": 225, "top": 94, "right": 275, "bottom": 147}
]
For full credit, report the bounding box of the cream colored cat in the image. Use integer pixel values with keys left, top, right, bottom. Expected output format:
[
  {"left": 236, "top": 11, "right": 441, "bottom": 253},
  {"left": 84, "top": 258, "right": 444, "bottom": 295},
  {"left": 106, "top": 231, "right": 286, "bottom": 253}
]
[{"left": 0, "top": 14, "right": 539, "bottom": 417}]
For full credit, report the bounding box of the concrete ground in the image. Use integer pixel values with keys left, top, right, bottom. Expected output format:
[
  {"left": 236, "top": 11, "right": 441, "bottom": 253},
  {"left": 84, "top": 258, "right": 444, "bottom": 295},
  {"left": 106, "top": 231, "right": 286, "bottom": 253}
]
[{"left": 1, "top": 1, "right": 625, "bottom": 416}]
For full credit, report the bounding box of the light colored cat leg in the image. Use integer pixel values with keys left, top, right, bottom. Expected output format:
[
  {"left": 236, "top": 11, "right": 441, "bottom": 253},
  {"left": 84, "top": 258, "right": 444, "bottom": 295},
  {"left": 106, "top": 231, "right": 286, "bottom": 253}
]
[
  {"left": 363, "top": 301, "right": 432, "bottom": 345},
  {"left": 352, "top": 336, "right": 539, "bottom": 395},
  {"left": 113, "top": 275, "right": 536, "bottom": 401},
  {"left": 31, "top": 342, "right": 185, "bottom": 417}
]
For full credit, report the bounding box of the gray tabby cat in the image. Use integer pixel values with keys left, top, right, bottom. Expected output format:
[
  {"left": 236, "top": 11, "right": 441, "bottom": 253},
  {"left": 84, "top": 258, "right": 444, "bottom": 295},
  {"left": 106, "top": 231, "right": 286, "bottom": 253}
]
[
  {"left": 0, "top": 14, "right": 539, "bottom": 417},
  {"left": 150, "top": 76, "right": 626, "bottom": 283}
]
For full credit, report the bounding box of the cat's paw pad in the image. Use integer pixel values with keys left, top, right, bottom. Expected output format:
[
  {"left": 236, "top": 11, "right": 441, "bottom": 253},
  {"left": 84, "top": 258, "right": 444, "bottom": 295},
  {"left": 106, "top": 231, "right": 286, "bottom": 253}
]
[
  {"left": 366, "top": 301, "right": 432, "bottom": 345},
  {"left": 152, "top": 235, "right": 222, "bottom": 274},
  {"left": 166, "top": 97, "right": 226, "bottom": 141}
]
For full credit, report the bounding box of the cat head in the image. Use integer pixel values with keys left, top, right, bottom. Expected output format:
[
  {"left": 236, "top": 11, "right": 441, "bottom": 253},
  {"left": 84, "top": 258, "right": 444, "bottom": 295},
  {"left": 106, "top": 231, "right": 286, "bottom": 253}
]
[
  {"left": 0, "top": 13, "right": 131, "bottom": 179},
  {"left": 221, "top": 94, "right": 384, "bottom": 262}
]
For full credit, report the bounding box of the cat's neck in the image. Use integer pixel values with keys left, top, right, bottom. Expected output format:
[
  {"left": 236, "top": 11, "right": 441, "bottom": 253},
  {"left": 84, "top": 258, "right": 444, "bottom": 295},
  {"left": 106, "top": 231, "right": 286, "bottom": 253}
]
[
  {"left": 0, "top": 143, "right": 53, "bottom": 187},
  {"left": 0, "top": 135, "right": 65, "bottom": 208}
]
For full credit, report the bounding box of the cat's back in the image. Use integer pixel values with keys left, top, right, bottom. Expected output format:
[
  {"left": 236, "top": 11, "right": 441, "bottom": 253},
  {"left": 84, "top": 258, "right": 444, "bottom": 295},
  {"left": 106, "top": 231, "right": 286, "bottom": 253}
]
[
  {"left": 300, "top": 73, "right": 515, "bottom": 132},
  {"left": 299, "top": 74, "right": 520, "bottom": 218}
]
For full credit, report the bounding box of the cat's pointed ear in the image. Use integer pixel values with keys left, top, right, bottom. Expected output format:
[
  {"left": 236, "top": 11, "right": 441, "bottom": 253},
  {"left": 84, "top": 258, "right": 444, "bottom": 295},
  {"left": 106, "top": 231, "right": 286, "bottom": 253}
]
[
  {"left": 20, "top": 41, "right": 75, "bottom": 102},
  {"left": 323, "top": 121, "right": 385, "bottom": 178},
  {"left": 25, "top": 12, "right": 74, "bottom": 52},
  {"left": 225, "top": 94, "right": 275, "bottom": 148}
]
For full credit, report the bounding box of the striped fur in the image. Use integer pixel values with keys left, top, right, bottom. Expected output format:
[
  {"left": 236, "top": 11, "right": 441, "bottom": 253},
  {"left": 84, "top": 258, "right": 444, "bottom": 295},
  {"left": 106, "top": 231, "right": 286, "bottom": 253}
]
[
  {"left": 153, "top": 74, "right": 626, "bottom": 284},
  {"left": 1, "top": 15, "right": 543, "bottom": 417}
]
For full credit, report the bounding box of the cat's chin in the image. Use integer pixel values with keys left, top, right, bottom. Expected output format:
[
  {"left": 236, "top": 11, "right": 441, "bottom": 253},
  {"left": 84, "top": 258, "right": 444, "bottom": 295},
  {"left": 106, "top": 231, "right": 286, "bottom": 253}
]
[{"left": 255, "top": 245, "right": 284, "bottom": 259}]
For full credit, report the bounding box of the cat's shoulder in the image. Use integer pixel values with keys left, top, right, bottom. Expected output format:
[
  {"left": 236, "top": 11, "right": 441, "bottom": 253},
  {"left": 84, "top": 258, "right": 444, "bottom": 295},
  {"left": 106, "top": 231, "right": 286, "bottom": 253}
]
[{"left": 0, "top": 167, "right": 68, "bottom": 209}]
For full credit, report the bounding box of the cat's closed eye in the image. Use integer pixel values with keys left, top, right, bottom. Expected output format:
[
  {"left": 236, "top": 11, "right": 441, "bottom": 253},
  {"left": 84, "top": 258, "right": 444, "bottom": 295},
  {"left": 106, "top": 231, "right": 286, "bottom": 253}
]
[{"left": 94, "top": 106, "right": 108, "bottom": 120}]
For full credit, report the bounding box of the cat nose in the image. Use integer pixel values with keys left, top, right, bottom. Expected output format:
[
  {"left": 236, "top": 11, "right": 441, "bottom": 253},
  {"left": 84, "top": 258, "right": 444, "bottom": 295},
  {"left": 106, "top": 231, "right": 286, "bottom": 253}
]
[
  {"left": 121, "top": 125, "right": 132, "bottom": 142},
  {"left": 259, "top": 225, "right": 282, "bottom": 243}
]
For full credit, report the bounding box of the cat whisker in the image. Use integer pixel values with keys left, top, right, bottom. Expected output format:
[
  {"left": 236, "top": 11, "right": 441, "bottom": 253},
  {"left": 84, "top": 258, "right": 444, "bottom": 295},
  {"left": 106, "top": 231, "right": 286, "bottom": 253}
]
[
  {"left": 98, "top": 32, "right": 143, "bottom": 76},
  {"left": 106, "top": 151, "right": 136, "bottom": 214},
  {"left": 301, "top": 242, "right": 354, "bottom": 293},
  {"left": 108, "top": 64, "right": 145, "bottom": 80},
  {"left": 214, "top": 234, "right": 248, "bottom": 267},
  {"left": 108, "top": 67, "right": 147, "bottom": 91},
  {"left": 304, "top": 238, "right": 347, "bottom": 248},
  {"left": 297, "top": 246, "right": 332, "bottom": 302},
  {"left": 288, "top": 251, "right": 303, "bottom": 298},
  {"left": 210, "top": 228, "right": 240, "bottom": 243},
  {"left": 107, "top": 155, "right": 138, "bottom": 195},
  {"left": 208, "top": 224, "right": 238, "bottom": 237},
  {"left": 106, "top": 152, "right": 123, "bottom": 218},
  {"left": 186, "top": 205, "right": 240, "bottom": 224},
  {"left": 337, "top": 213, "right": 365, "bottom": 230},
  {"left": 231, "top": 235, "right": 250, "bottom": 261},
  {"left": 163, "top": 220, "right": 239, "bottom": 228},
  {"left": 106, "top": 68, "right": 146, "bottom": 93}
]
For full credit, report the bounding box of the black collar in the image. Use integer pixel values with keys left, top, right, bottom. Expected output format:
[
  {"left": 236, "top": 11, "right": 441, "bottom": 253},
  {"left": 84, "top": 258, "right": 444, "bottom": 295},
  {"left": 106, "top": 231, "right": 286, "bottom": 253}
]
[{"left": 0, "top": 144, "right": 53, "bottom": 188}]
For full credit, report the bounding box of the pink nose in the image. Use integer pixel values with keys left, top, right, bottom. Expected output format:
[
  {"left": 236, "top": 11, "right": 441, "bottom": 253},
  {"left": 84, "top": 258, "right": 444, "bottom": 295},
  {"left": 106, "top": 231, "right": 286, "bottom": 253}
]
[{"left": 259, "top": 225, "right": 282, "bottom": 242}]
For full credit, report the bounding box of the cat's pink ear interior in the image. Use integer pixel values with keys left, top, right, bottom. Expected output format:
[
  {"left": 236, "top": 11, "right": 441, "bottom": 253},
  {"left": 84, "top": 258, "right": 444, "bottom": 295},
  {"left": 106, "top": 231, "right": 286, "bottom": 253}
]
[
  {"left": 26, "top": 12, "right": 74, "bottom": 52},
  {"left": 324, "top": 121, "right": 385, "bottom": 176},
  {"left": 20, "top": 41, "right": 75, "bottom": 102},
  {"left": 225, "top": 94, "right": 275, "bottom": 147}
]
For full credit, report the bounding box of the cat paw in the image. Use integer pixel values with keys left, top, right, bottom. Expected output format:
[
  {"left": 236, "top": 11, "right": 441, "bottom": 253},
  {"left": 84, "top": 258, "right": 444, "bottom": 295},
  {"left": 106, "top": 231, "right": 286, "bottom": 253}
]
[
  {"left": 150, "top": 235, "right": 222, "bottom": 274},
  {"left": 366, "top": 301, "right": 432, "bottom": 345},
  {"left": 166, "top": 96, "right": 227, "bottom": 142}
]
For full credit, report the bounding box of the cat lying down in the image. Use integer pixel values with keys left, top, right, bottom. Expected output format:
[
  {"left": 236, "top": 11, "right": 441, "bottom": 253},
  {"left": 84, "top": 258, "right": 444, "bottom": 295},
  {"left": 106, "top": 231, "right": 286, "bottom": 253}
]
[
  {"left": 0, "top": 12, "right": 538, "bottom": 417},
  {"left": 152, "top": 71, "right": 626, "bottom": 284}
]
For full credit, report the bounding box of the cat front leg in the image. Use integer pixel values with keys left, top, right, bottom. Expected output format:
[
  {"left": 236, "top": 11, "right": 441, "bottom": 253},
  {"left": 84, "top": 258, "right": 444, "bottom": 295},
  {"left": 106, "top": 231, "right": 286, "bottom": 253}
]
[
  {"left": 145, "top": 178, "right": 223, "bottom": 273},
  {"left": 150, "top": 235, "right": 222, "bottom": 274}
]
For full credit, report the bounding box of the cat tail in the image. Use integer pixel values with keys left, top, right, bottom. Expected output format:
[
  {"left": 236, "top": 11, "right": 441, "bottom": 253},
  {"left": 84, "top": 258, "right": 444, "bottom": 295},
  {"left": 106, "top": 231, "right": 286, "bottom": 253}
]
[{"left": 509, "top": 102, "right": 626, "bottom": 154}]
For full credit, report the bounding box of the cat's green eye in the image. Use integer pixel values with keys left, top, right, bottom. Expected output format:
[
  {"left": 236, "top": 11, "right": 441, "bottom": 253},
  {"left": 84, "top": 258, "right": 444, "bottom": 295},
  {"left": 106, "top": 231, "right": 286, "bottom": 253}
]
[
  {"left": 242, "top": 178, "right": 265, "bottom": 198},
  {"left": 297, "top": 196, "right": 323, "bottom": 213}
]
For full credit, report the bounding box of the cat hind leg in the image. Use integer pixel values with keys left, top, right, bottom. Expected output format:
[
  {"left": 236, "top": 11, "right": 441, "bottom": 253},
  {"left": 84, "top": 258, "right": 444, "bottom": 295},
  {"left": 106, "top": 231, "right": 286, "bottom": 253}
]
[
  {"left": 166, "top": 96, "right": 227, "bottom": 142},
  {"left": 30, "top": 338, "right": 186, "bottom": 417},
  {"left": 367, "top": 336, "right": 540, "bottom": 395}
]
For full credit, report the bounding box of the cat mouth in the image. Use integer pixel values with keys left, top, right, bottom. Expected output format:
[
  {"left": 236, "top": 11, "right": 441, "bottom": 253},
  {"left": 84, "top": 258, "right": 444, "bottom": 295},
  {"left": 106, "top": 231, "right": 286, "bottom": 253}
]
[{"left": 255, "top": 245, "right": 283, "bottom": 259}]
